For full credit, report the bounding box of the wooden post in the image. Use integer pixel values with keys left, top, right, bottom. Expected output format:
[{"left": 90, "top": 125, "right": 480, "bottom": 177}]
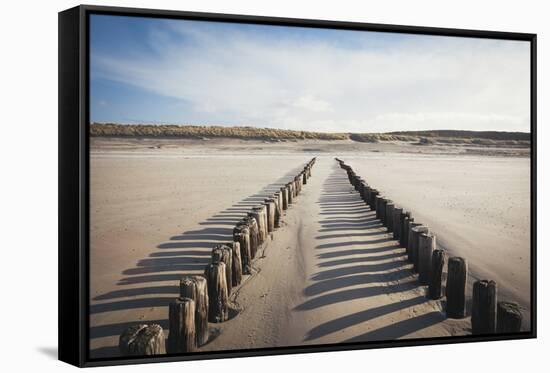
[
  {"left": 379, "top": 198, "right": 388, "bottom": 222},
  {"left": 446, "top": 257, "right": 468, "bottom": 318},
  {"left": 385, "top": 202, "right": 394, "bottom": 230},
  {"left": 179, "top": 276, "right": 209, "bottom": 346},
  {"left": 280, "top": 187, "right": 288, "bottom": 210},
  {"left": 392, "top": 207, "right": 403, "bottom": 240},
  {"left": 228, "top": 241, "right": 243, "bottom": 286},
  {"left": 303, "top": 171, "right": 307, "bottom": 185},
  {"left": 272, "top": 193, "right": 282, "bottom": 228},
  {"left": 399, "top": 211, "right": 409, "bottom": 246},
  {"left": 286, "top": 183, "right": 293, "bottom": 205},
  {"left": 348, "top": 171, "right": 355, "bottom": 184},
  {"left": 410, "top": 225, "right": 429, "bottom": 271},
  {"left": 362, "top": 185, "right": 370, "bottom": 204},
  {"left": 277, "top": 190, "right": 284, "bottom": 213},
  {"left": 245, "top": 216, "right": 259, "bottom": 258},
  {"left": 263, "top": 199, "right": 275, "bottom": 233},
  {"left": 497, "top": 301, "right": 523, "bottom": 333},
  {"left": 119, "top": 324, "right": 166, "bottom": 356},
  {"left": 233, "top": 224, "right": 251, "bottom": 274},
  {"left": 358, "top": 181, "right": 364, "bottom": 198},
  {"left": 374, "top": 195, "right": 382, "bottom": 219},
  {"left": 295, "top": 176, "right": 302, "bottom": 194},
  {"left": 249, "top": 206, "right": 266, "bottom": 244},
  {"left": 259, "top": 204, "right": 268, "bottom": 240},
  {"left": 418, "top": 232, "right": 436, "bottom": 284},
  {"left": 406, "top": 222, "right": 421, "bottom": 259},
  {"left": 167, "top": 297, "right": 196, "bottom": 353},
  {"left": 402, "top": 213, "right": 413, "bottom": 247},
  {"left": 204, "top": 262, "right": 229, "bottom": 323},
  {"left": 472, "top": 280, "right": 497, "bottom": 334},
  {"left": 429, "top": 249, "right": 445, "bottom": 300},
  {"left": 212, "top": 244, "right": 233, "bottom": 295},
  {"left": 370, "top": 189, "right": 379, "bottom": 209}
]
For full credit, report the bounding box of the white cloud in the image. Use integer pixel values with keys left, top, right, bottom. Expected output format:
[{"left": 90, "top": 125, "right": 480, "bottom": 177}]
[{"left": 92, "top": 22, "right": 531, "bottom": 133}]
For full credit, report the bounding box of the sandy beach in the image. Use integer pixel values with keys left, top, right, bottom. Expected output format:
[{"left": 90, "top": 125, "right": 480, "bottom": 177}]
[{"left": 89, "top": 138, "right": 530, "bottom": 358}]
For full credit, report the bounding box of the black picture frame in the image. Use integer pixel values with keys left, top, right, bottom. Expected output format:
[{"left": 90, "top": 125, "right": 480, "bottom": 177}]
[{"left": 59, "top": 4, "right": 537, "bottom": 368}]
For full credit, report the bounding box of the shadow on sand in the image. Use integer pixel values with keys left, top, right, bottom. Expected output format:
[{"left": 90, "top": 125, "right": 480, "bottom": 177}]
[
  {"left": 297, "top": 162, "right": 443, "bottom": 343},
  {"left": 89, "top": 162, "right": 307, "bottom": 358}
]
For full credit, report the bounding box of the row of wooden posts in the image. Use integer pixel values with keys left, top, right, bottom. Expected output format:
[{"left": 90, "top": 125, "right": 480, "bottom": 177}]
[
  {"left": 335, "top": 158, "right": 523, "bottom": 335},
  {"left": 118, "top": 158, "right": 317, "bottom": 356}
]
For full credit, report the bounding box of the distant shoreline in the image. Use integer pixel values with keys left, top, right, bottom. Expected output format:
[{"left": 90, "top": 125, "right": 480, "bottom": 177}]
[{"left": 90, "top": 123, "right": 530, "bottom": 147}]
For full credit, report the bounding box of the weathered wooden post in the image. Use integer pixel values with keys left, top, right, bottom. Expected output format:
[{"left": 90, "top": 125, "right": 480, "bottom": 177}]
[
  {"left": 374, "top": 195, "right": 382, "bottom": 219},
  {"left": 272, "top": 193, "right": 282, "bottom": 228},
  {"left": 228, "top": 241, "right": 243, "bottom": 286},
  {"left": 212, "top": 244, "right": 233, "bottom": 295},
  {"left": 497, "top": 301, "right": 523, "bottom": 333},
  {"left": 446, "top": 257, "right": 468, "bottom": 318},
  {"left": 280, "top": 186, "right": 288, "bottom": 210},
  {"left": 429, "top": 249, "right": 445, "bottom": 300},
  {"left": 392, "top": 207, "right": 403, "bottom": 240},
  {"left": 401, "top": 216, "right": 409, "bottom": 246},
  {"left": 119, "top": 324, "right": 166, "bottom": 356},
  {"left": 286, "top": 183, "right": 293, "bottom": 205},
  {"left": 385, "top": 202, "right": 394, "bottom": 230},
  {"left": 245, "top": 216, "right": 259, "bottom": 258},
  {"left": 355, "top": 177, "right": 364, "bottom": 192},
  {"left": 380, "top": 197, "right": 391, "bottom": 221},
  {"left": 362, "top": 184, "right": 370, "bottom": 204},
  {"left": 204, "top": 262, "right": 229, "bottom": 322},
  {"left": 471, "top": 280, "right": 497, "bottom": 334},
  {"left": 401, "top": 214, "right": 412, "bottom": 247},
  {"left": 264, "top": 198, "right": 276, "bottom": 233},
  {"left": 418, "top": 232, "right": 436, "bottom": 284},
  {"left": 358, "top": 181, "right": 366, "bottom": 199},
  {"left": 179, "top": 276, "right": 209, "bottom": 346},
  {"left": 369, "top": 189, "right": 379, "bottom": 209},
  {"left": 295, "top": 175, "right": 302, "bottom": 194},
  {"left": 410, "top": 225, "right": 429, "bottom": 271},
  {"left": 233, "top": 224, "right": 251, "bottom": 274},
  {"left": 280, "top": 187, "right": 287, "bottom": 210},
  {"left": 349, "top": 172, "right": 355, "bottom": 185},
  {"left": 249, "top": 206, "right": 267, "bottom": 244},
  {"left": 407, "top": 222, "right": 421, "bottom": 259},
  {"left": 167, "top": 297, "right": 196, "bottom": 353},
  {"left": 302, "top": 171, "right": 307, "bottom": 185}
]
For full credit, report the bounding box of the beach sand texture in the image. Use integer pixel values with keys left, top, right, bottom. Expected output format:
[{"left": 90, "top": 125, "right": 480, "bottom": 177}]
[{"left": 89, "top": 140, "right": 530, "bottom": 357}]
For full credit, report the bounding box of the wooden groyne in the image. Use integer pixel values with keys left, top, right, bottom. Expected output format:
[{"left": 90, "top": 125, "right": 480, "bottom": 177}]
[
  {"left": 118, "top": 157, "right": 317, "bottom": 356},
  {"left": 334, "top": 157, "right": 523, "bottom": 335}
]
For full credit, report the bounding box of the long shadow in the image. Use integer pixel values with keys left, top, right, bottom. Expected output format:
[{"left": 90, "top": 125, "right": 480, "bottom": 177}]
[
  {"left": 305, "top": 296, "right": 427, "bottom": 341},
  {"left": 304, "top": 269, "right": 411, "bottom": 297},
  {"left": 89, "top": 160, "right": 309, "bottom": 357},
  {"left": 296, "top": 161, "right": 439, "bottom": 343},
  {"left": 296, "top": 282, "right": 419, "bottom": 310},
  {"left": 343, "top": 312, "right": 445, "bottom": 342},
  {"left": 317, "top": 252, "right": 406, "bottom": 267}
]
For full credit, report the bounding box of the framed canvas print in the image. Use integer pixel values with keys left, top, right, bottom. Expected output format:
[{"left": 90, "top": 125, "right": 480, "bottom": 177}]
[{"left": 58, "top": 4, "right": 537, "bottom": 367}]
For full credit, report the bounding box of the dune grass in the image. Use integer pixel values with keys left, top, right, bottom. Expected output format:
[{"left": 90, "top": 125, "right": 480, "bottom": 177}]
[{"left": 90, "top": 123, "right": 530, "bottom": 146}]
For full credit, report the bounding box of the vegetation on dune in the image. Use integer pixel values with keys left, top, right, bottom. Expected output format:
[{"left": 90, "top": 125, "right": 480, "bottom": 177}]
[
  {"left": 90, "top": 123, "right": 530, "bottom": 146},
  {"left": 90, "top": 123, "right": 348, "bottom": 141},
  {"left": 388, "top": 130, "right": 530, "bottom": 142},
  {"left": 349, "top": 133, "right": 417, "bottom": 143}
]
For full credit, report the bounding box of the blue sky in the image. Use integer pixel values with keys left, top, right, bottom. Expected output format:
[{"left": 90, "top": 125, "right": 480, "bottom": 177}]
[{"left": 90, "top": 14, "right": 530, "bottom": 132}]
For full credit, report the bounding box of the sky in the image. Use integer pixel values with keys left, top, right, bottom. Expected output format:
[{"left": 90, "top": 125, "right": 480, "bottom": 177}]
[{"left": 90, "top": 14, "right": 531, "bottom": 133}]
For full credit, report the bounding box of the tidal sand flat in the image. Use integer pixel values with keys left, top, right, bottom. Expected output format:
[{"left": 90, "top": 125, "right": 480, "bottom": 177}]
[
  {"left": 344, "top": 154, "right": 531, "bottom": 326},
  {"left": 90, "top": 138, "right": 529, "bottom": 357}
]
